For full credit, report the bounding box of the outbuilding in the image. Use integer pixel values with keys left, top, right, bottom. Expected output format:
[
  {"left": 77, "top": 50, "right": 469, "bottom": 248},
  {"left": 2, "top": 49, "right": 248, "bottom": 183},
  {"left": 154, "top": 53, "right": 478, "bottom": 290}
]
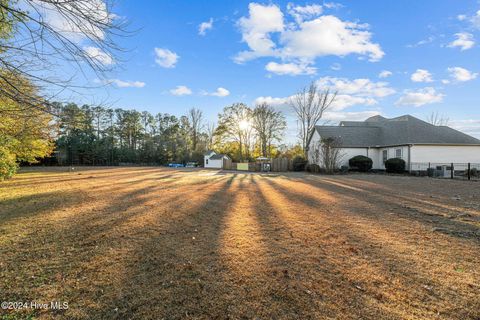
[{"left": 204, "top": 151, "right": 231, "bottom": 169}]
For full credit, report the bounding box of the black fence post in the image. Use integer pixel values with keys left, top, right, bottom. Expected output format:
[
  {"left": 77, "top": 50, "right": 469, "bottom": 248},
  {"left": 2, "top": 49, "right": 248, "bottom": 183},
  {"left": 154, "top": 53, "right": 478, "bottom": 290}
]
[
  {"left": 451, "top": 163, "right": 454, "bottom": 179},
  {"left": 468, "top": 163, "right": 471, "bottom": 181}
]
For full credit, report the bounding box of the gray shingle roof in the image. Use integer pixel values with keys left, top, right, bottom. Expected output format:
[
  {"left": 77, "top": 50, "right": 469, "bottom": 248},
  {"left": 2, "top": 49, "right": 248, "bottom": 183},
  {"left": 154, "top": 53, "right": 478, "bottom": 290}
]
[
  {"left": 209, "top": 153, "right": 229, "bottom": 160},
  {"left": 315, "top": 115, "right": 480, "bottom": 147}
]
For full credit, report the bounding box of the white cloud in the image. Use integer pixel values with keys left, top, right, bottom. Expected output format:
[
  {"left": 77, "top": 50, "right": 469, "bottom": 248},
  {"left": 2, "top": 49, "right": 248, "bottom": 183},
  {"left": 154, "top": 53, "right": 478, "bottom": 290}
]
[
  {"left": 202, "top": 87, "right": 230, "bottom": 97},
  {"left": 235, "top": 3, "right": 284, "bottom": 63},
  {"left": 255, "top": 76, "right": 393, "bottom": 112},
  {"left": 330, "top": 95, "right": 377, "bottom": 110},
  {"left": 450, "top": 119, "right": 480, "bottom": 138},
  {"left": 265, "top": 61, "right": 316, "bottom": 75},
  {"left": 457, "top": 10, "right": 480, "bottom": 29},
  {"left": 256, "top": 94, "right": 381, "bottom": 123},
  {"left": 106, "top": 79, "right": 145, "bottom": 88},
  {"left": 378, "top": 70, "right": 392, "bottom": 78},
  {"left": 254, "top": 96, "right": 289, "bottom": 108},
  {"left": 316, "top": 77, "right": 396, "bottom": 98},
  {"left": 330, "top": 63, "right": 341, "bottom": 71},
  {"left": 447, "top": 67, "right": 478, "bottom": 82},
  {"left": 154, "top": 48, "right": 179, "bottom": 68},
  {"left": 84, "top": 46, "right": 113, "bottom": 65},
  {"left": 324, "top": 2, "right": 344, "bottom": 9},
  {"left": 235, "top": 3, "right": 384, "bottom": 72},
  {"left": 315, "top": 77, "right": 395, "bottom": 110},
  {"left": 280, "top": 15, "right": 384, "bottom": 62},
  {"left": 448, "top": 32, "right": 475, "bottom": 51},
  {"left": 472, "top": 10, "right": 480, "bottom": 28},
  {"left": 255, "top": 94, "right": 381, "bottom": 129},
  {"left": 322, "top": 110, "right": 381, "bottom": 121},
  {"left": 211, "top": 87, "right": 230, "bottom": 97},
  {"left": 395, "top": 87, "right": 444, "bottom": 107},
  {"left": 199, "top": 18, "right": 213, "bottom": 36},
  {"left": 170, "top": 85, "right": 192, "bottom": 96},
  {"left": 411, "top": 69, "right": 433, "bottom": 83},
  {"left": 287, "top": 3, "right": 323, "bottom": 23},
  {"left": 407, "top": 36, "right": 436, "bottom": 48}
]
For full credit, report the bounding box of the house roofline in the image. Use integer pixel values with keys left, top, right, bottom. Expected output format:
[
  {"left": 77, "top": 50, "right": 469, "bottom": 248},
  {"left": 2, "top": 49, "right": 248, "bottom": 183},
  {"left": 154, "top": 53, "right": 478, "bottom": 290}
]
[
  {"left": 408, "top": 143, "right": 480, "bottom": 146},
  {"left": 343, "top": 143, "right": 480, "bottom": 148}
]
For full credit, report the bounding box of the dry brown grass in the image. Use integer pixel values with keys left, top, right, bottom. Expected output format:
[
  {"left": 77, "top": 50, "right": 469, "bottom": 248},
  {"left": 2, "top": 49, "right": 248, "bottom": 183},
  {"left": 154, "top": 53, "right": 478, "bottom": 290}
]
[{"left": 0, "top": 167, "right": 479, "bottom": 319}]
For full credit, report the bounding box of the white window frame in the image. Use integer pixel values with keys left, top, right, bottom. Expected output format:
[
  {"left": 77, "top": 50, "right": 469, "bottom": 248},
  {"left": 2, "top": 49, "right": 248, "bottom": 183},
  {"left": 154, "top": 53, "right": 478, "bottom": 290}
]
[
  {"left": 382, "top": 150, "right": 388, "bottom": 163},
  {"left": 395, "top": 148, "right": 402, "bottom": 159}
]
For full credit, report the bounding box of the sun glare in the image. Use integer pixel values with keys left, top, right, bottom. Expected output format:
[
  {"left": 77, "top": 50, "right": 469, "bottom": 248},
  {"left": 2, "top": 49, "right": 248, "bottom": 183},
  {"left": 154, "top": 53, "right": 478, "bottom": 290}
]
[{"left": 239, "top": 119, "right": 251, "bottom": 130}]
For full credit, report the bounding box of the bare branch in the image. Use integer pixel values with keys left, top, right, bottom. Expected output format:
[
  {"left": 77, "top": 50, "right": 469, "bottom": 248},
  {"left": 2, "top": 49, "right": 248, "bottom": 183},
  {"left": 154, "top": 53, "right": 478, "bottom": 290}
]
[{"left": 289, "top": 81, "right": 337, "bottom": 157}]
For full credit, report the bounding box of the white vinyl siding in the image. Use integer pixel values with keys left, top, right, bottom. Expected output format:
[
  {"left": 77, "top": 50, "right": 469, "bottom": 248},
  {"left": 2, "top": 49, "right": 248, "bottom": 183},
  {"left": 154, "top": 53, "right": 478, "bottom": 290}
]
[
  {"left": 204, "top": 159, "right": 223, "bottom": 168},
  {"left": 410, "top": 145, "right": 480, "bottom": 163}
]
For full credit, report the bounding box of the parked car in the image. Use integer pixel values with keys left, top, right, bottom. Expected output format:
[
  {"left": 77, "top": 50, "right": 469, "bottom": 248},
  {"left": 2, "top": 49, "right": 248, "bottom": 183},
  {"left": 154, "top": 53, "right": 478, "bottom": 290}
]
[
  {"left": 185, "top": 162, "right": 198, "bottom": 168},
  {"left": 168, "top": 163, "right": 184, "bottom": 168}
]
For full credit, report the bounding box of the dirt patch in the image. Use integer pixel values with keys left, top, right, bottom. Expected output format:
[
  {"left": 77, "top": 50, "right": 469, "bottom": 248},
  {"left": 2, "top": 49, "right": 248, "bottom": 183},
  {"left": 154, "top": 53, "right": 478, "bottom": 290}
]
[{"left": 0, "top": 168, "right": 479, "bottom": 319}]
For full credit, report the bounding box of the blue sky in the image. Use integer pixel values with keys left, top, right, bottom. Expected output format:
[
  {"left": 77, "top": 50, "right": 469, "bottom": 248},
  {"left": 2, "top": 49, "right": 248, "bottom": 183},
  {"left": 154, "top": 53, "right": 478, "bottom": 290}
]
[{"left": 61, "top": 1, "right": 480, "bottom": 141}]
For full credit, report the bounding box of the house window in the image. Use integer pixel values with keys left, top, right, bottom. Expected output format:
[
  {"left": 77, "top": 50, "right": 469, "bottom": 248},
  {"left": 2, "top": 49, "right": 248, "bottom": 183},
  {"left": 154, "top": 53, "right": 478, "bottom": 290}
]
[
  {"left": 382, "top": 150, "right": 388, "bottom": 163},
  {"left": 395, "top": 148, "right": 402, "bottom": 158},
  {"left": 206, "top": 159, "right": 209, "bottom": 165}
]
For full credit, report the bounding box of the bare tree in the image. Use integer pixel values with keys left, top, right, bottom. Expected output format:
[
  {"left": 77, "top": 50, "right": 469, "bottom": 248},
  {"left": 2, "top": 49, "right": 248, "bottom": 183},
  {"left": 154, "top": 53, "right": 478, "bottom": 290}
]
[
  {"left": 206, "top": 122, "right": 216, "bottom": 150},
  {"left": 252, "top": 103, "right": 286, "bottom": 158},
  {"left": 188, "top": 108, "right": 203, "bottom": 151},
  {"left": 0, "top": 0, "right": 128, "bottom": 115},
  {"left": 427, "top": 111, "right": 449, "bottom": 126},
  {"left": 290, "top": 81, "right": 336, "bottom": 158},
  {"left": 314, "top": 137, "right": 344, "bottom": 173}
]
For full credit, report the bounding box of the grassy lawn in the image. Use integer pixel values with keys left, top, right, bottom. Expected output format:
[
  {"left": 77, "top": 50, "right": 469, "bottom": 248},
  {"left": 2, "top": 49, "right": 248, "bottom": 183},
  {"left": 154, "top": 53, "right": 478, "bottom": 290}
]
[{"left": 0, "top": 167, "right": 479, "bottom": 319}]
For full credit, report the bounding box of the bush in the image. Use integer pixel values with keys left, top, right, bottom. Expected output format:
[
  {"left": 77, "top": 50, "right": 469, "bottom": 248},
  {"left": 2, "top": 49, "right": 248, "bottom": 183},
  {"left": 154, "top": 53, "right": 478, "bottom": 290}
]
[
  {"left": 306, "top": 163, "right": 321, "bottom": 173},
  {"left": 0, "top": 147, "right": 17, "bottom": 180},
  {"left": 470, "top": 168, "right": 478, "bottom": 177},
  {"left": 292, "top": 156, "right": 307, "bottom": 171},
  {"left": 348, "top": 155, "right": 373, "bottom": 172},
  {"left": 385, "top": 158, "right": 406, "bottom": 173}
]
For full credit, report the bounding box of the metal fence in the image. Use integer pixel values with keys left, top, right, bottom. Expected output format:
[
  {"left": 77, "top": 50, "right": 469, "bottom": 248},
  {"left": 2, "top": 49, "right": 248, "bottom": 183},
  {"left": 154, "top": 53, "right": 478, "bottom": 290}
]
[{"left": 409, "top": 162, "right": 480, "bottom": 180}]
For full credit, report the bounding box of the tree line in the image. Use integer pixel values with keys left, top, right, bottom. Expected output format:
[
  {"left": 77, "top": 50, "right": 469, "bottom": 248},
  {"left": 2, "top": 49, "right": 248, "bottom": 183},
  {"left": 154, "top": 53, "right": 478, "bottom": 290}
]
[
  {"left": 0, "top": 0, "right": 338, "bottom": 180},
  {"left": 45, "top": 102, "right": 288, "bottom": 166}
]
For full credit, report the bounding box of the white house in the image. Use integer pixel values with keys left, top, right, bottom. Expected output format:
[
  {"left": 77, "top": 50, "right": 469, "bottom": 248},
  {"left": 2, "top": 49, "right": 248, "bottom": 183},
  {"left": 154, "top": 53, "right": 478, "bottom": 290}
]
[
  {"left": 204, "top": 151, "right": 230, "bottom": 169},
  {"left": 307, "top": 115, "right": 480, "bottom": 170}
]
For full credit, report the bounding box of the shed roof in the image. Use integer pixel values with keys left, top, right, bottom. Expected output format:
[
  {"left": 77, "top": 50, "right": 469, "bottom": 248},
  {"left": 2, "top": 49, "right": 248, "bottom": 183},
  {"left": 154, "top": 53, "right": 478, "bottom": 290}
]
[{"left": 209, "top": 153, "right": 229, "bottom": 160}]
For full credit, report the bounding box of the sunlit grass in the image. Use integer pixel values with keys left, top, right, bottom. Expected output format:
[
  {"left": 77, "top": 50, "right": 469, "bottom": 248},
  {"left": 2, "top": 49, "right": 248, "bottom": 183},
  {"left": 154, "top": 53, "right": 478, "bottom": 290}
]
[{"left": 0, "top": 167, "right": 479, "bottom": 319}]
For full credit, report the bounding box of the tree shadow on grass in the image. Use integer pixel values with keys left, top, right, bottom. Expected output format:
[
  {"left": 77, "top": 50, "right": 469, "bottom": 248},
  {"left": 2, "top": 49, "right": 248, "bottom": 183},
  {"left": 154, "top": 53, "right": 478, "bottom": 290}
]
[
  {"left": 262, "top": 176, "right": 480, "bottom": 319},
  {"left": 0, "top": 189, "right": 85, "bottom": 225},
  {"left": 0, "top": 171, "right": 229, "bottom": 319},
  {"left": 90, "top": 174, "right": 239, "bottom": 319},
  {"left": 293, "top": 176, "right": 480, "bottom": 243},
  {"left": 311, "top": 176, "right": 480, "bottom": 218},
  {"left": 247, "top": 176, "right": 393, "bottom": 319}
]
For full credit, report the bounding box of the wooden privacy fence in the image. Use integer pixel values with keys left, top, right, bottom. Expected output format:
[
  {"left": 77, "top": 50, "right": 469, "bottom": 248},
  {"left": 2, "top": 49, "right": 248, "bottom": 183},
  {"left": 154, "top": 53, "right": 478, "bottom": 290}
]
[
  {"left": 271, "top": 158, "right": 291, "bottom": 172},
  {"left": 223, "top": 158, "right": 233, "bottom": 170},
  {"left": 222, "top": 158, "right": 292, "bottom": 172}
]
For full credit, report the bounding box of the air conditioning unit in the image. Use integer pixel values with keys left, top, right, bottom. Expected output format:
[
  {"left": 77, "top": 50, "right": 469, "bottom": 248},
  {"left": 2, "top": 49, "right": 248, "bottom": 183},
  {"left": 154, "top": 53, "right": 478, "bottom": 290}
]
[{"left": 436, "top": 165, "right": 452, "bottom": 178}]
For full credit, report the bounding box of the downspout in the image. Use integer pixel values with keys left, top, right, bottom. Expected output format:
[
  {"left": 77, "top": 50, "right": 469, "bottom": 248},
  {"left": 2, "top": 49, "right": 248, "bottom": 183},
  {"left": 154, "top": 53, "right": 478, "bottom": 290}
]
[{"left": 408, "top": 144, "right": 412, "bottom": 172}]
